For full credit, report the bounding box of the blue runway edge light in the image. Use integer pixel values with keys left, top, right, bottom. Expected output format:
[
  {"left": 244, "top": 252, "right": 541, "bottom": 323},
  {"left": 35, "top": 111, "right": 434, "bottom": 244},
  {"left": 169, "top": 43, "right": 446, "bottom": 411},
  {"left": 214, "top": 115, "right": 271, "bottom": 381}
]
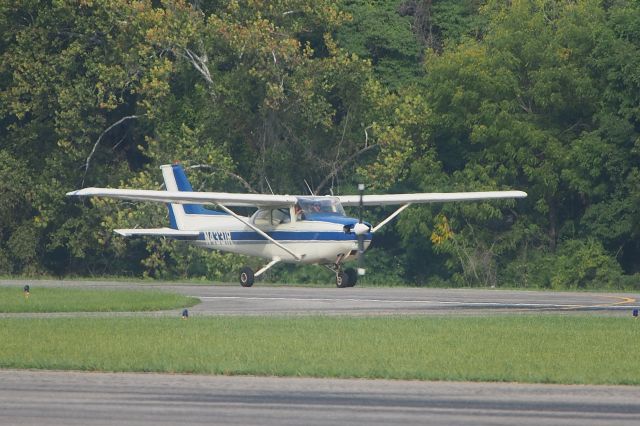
[
  {"left": 182, "top": 309, "right": 189, "bottom": 319},
  {"left": 633, "top": 309, "right": 638, "bottom": 318}
]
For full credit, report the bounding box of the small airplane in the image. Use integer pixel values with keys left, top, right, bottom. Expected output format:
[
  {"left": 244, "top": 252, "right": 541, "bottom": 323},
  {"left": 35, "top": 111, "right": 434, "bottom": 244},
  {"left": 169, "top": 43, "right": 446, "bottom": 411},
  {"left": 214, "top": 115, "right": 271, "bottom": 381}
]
[{"left": 67, "top": 164, "right": 527, "bottom": 287}]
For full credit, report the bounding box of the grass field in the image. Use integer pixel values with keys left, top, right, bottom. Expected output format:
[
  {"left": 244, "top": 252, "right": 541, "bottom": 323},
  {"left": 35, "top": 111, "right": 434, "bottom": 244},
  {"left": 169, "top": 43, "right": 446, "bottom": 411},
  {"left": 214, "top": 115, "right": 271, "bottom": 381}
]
[
  {"left": 1, "top": 315, "right": 639, "bottom": 384},
  {"left": 0, "top": 287, "right": 198, "bottom": 313}
]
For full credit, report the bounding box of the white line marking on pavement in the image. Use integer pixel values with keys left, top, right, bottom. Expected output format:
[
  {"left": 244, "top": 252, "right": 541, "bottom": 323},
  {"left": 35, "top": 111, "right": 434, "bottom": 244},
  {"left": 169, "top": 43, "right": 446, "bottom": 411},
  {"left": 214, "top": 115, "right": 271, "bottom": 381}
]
[{"left": 194, "top": 296, "right": 583, "bottom": 308}]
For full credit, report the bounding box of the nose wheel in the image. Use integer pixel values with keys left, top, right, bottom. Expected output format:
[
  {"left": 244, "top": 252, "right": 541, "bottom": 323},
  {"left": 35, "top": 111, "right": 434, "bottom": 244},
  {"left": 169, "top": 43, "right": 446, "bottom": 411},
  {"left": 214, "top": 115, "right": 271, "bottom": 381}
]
[
  {"left": 334, "top": 267, "right": 357, "bottom": 288},
  {"left": 344, "top": 268, "right": 358, "bottom": 287},
  {"left": 336, "top": 271, "right": 349, "bottom": 288}
]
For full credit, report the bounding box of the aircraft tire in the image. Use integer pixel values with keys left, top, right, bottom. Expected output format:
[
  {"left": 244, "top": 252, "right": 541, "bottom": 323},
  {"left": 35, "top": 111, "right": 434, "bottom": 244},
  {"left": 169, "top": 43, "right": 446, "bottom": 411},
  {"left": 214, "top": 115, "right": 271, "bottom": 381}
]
[
  {"left": 336, "top": 271, "right": 349, "bottom": 288},
  {"left": 344, "top": 268, "right": 358, "bottom": 287},
  {"left": 239, "top": 267, "right": 255, "bottom": 287}
]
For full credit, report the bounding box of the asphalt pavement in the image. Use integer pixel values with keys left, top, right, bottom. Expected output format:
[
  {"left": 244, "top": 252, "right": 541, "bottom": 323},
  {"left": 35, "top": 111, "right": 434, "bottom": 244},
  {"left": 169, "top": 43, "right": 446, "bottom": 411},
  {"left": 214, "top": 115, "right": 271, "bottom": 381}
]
[
  {"left": 1, "top": 279, "right": 638, "bottom": 316},
  {"left": 2, "top": 370, "right": 640, "bottom": 426}
]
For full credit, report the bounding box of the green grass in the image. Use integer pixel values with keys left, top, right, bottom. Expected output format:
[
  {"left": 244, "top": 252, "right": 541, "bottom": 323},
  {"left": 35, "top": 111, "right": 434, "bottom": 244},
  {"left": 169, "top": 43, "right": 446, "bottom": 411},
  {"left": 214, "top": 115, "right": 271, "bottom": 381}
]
[
  {"left": 1, "top": 315, "right": 639, "bottom": 384},
  {"left": 0, "top": 287, "right": 199, "bottom": 313}
]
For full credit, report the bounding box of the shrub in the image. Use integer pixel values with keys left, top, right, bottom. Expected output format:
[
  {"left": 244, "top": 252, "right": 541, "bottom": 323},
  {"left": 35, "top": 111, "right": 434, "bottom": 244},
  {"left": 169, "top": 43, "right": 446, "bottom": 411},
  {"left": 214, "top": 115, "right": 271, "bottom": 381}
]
[{"left": 550, "top": 239, "right": 623, "bottom": 289}]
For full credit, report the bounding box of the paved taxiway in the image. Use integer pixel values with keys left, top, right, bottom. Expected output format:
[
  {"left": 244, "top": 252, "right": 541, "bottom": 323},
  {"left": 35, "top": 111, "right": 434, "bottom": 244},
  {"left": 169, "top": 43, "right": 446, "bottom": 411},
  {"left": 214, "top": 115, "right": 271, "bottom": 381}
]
[
  {"left": 2, "top": 370, "right": 640, "bottom": 426},
  {"left": 171, "top": 285, "right": 639, "bottom": 316},
  {"left": 1, "top": 279, "right": 638, "bottom": 316}
]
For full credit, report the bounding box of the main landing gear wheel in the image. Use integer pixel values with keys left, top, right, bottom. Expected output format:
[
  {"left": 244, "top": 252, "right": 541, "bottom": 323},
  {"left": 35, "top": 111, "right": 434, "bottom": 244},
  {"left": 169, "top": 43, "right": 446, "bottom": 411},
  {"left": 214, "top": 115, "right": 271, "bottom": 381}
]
[
  {"left": 239, "top": 266, "right": 254, "bottom": 287},
  {"left": 344, "top": 268, "right": 358, "bottom": 287}
]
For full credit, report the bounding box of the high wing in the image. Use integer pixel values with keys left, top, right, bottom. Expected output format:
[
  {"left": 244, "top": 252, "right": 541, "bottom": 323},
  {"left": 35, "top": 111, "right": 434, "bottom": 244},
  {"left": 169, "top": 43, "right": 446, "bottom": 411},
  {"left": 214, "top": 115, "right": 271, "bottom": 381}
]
[
  {"left": 66, "top": 188, "right": 298, "bottom": 208},
  {"left": 67, "top": 187, "right": 527, "bottom": 207},
  {"left": 337, "top": 191, "right": 527, "bottom": 206}
]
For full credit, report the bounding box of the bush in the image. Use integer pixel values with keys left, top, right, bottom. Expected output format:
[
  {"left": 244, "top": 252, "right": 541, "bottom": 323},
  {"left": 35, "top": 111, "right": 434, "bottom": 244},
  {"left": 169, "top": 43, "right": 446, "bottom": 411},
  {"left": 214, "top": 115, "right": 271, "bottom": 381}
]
[{"left": 550, "top": 239, "right": 623, "bottom": 290}]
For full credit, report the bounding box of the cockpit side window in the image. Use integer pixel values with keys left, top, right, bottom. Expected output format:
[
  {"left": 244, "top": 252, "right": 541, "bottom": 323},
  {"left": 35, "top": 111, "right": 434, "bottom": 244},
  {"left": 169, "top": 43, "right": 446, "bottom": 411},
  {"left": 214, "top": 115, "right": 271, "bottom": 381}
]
[
  {"left": 272, "top": 208, "right": 290, "bottom": 225},
  {"left": 253, "top": 209, "right": 271, "bottom": 226},
  {"left": 253, "top": 208, "right": 291, "bottom": 226}
]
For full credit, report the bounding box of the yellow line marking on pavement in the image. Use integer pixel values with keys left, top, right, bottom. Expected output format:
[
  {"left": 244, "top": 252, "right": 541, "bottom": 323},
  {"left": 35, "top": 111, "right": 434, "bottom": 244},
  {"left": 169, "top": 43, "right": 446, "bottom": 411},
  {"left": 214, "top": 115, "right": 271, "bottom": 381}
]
[
  {"left": 593, "top": 296, "right": 636, "bottom": 307},
  {"left": 561, "top": 295, "right": 636, "bottom": 310}
]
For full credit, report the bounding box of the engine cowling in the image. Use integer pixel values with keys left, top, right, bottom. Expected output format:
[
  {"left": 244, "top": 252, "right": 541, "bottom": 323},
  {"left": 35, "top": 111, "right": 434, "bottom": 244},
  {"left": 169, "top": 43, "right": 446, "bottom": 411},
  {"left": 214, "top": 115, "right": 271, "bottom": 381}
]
[{"left": 353, "top": 222, "right": 370, "bottom": 236}]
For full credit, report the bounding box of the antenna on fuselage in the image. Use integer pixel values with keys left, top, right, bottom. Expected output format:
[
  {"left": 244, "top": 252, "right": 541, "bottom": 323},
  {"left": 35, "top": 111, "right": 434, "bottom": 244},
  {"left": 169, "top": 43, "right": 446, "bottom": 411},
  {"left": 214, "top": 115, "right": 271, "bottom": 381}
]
[
  {"left": 304, "top": 179, "right": 315, "bottom": 196},
  {"left": 265, "top": 177, "right": 275, "bottom": 195}
]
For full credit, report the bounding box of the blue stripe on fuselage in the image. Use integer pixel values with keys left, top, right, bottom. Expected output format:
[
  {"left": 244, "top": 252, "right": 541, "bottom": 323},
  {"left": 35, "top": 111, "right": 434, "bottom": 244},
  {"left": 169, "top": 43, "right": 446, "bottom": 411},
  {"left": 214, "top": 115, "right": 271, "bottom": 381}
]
[
  {"left": 196, "top": 230, "right": 372, "bottom": 242},
  {"left": 167, "top": 204, "right": 178, "bottom": 229}
]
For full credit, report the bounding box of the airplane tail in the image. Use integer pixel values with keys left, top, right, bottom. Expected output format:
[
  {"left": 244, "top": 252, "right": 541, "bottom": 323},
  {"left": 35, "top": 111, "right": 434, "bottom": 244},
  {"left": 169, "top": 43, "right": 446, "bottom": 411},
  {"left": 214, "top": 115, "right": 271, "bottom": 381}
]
[{"left": 160, "top": 164, "right": 226, "bottom": 230}]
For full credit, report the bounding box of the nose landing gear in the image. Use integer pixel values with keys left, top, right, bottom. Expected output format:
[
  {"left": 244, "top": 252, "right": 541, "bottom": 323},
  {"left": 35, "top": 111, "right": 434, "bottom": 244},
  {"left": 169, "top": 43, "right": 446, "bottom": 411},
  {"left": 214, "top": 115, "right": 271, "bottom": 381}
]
[{"left": 328, "top": 264, "right": 358, "bottom": 288}]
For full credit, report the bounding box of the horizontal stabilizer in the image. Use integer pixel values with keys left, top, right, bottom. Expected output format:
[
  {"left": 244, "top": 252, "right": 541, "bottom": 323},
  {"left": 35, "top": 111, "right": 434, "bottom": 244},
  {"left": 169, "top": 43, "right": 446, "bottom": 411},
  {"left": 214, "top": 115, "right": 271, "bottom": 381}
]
[{"left": 114, "top": 228, "right": 200, "bottom": 239}]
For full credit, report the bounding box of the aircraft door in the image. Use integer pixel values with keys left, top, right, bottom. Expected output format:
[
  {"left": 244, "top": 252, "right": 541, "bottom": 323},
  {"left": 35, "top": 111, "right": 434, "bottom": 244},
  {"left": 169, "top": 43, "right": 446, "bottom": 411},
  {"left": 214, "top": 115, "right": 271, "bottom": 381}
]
[
  {"left": 252, "top": 209, "right": 272, "bottom": 227},
  {"left": 271, "top": 208, "right": 291, "bottom": 225},
  {"left": 252, "top": 208, "right": 292, "bottom": 229}
]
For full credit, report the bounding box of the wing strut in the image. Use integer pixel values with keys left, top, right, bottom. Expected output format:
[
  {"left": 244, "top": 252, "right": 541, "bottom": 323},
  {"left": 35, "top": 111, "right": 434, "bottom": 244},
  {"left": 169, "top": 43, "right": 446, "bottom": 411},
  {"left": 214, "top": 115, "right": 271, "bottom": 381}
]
[
  {"left": 372, "top": 203, "right": 412, "bottom": 233},
  {"left": 214, "top": 203, "right": 304, "bottom": 261}
]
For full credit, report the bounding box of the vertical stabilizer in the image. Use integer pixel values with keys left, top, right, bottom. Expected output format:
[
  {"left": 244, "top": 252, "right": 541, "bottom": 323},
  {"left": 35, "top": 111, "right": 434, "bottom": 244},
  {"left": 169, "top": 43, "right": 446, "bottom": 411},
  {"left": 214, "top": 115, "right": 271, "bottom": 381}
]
[
  {"left": 161, "top": 164, "right": 227, "bottom": 230},
  {"left": 161, "top": 164, "right": 186, "bottom": 229}
]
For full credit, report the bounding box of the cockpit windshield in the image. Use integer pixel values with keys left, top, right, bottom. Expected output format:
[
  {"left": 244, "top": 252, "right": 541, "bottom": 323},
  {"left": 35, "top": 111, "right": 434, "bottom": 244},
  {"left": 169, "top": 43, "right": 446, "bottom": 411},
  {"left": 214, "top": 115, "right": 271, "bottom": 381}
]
[{"left": 296, "top": 196, "right": 345, "bottom": 217}]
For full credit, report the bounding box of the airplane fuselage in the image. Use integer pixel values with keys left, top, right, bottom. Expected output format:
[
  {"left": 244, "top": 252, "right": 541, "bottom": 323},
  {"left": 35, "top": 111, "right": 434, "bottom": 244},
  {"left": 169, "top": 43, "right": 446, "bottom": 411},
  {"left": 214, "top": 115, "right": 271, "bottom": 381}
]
[{"left": 178, "top": 212, "right": 372, "bottom": 264}]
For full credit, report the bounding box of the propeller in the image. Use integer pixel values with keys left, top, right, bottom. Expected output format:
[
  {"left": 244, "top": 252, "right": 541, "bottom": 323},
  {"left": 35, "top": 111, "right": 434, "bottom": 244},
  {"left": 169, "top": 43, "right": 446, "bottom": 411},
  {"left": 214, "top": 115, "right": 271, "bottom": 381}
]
[{"left": 354, "top": 183, "right": 367, "bottom": 275}]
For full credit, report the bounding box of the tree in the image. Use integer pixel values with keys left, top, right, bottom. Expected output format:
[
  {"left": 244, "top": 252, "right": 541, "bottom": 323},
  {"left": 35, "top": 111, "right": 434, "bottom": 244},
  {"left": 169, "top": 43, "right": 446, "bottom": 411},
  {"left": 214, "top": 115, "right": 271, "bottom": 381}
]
[{"left": 399, "top": 0, "right": 640, "bottom": 286}]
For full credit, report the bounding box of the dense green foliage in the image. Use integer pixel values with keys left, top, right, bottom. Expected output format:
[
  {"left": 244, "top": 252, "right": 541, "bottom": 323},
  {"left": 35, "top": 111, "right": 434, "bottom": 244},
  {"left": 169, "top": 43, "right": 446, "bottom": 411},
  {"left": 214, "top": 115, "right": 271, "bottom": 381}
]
[
  {"left": 1, "top": 0, "right": 638, "bottom": 288},
  {"left": 1, "top": 315, "right": 639, "bottom": 384}
]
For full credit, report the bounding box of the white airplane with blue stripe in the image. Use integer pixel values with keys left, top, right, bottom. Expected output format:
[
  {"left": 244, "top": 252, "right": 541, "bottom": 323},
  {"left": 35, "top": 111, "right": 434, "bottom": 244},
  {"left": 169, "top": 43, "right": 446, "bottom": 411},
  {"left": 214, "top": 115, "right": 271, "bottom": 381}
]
[{"left": 67, "top": 164, "right": 527, "bottom": 288}]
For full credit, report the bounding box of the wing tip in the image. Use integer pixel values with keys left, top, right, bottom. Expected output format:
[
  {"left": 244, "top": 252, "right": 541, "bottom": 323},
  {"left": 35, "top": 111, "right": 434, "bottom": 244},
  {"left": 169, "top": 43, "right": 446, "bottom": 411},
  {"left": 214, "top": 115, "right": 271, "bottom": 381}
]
[{"left": 66, "top": 188, "right": 98, "bottom": 197}]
